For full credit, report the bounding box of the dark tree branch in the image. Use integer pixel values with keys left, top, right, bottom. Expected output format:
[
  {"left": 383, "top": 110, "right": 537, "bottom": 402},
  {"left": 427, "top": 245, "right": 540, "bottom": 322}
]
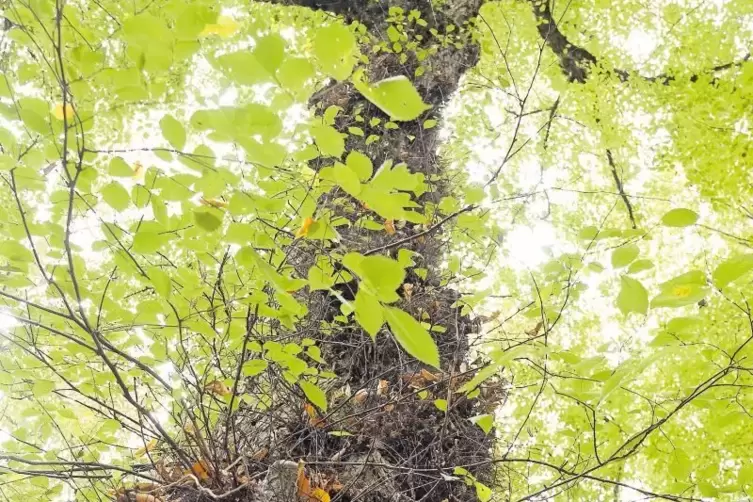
[
  {"left": 606, "top": 150, "right": 637, "bottom": 229},
  {"left": 527, "top": 0, "right": 599, "bottom": 83},
  {"left": 527, "top": 0, "right": 749, "bottom": 85}
]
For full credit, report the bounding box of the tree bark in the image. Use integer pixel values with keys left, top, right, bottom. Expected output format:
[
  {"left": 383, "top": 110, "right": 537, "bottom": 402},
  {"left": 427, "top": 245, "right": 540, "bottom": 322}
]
[{"left": 231, "top": 1, "right": 493, "bottom": 501}]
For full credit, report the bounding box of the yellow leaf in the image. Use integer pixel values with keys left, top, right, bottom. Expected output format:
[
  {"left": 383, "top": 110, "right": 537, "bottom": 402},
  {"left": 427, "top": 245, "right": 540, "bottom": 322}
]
[
  {"left": 200, "top": 16, "right": 239, "bottom": 38},
  {"left": 296, "top": 217, "right": 315, "bottom": 238},
  {"left": 310, "top": 488, "right": 331, "bottom": 502},
  {"left": 133, "top": 161, "right": 145, "bottom": 184},
  {"left": 53, "top": 103, "right": 74, "bottom": 121},
  {"left": 200, "top": 197, "right": 228, "bottom": 209},
  {"left": 672, "top": 285, "right": 692, "bottom": 297},
  {"left": 134, "top": 438, "right": 157, "bottom": 457}
]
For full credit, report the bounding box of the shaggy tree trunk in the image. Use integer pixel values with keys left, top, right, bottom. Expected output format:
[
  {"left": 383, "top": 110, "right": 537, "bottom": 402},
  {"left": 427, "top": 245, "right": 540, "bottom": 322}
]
[{"left": 230, "top": 1, "right": 492, "bottom": 501}]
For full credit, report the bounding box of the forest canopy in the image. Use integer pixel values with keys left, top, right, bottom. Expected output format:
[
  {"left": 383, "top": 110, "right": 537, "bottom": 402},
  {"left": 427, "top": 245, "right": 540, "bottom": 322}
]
[{"left": 0, "top": 0, "right": 752, "bottom": 500}]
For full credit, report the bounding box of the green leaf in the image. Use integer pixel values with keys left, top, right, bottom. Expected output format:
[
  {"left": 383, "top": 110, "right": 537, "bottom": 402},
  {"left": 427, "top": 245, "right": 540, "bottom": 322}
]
[
  {"left": 354, "top": 289, "right": 384, "bottom": 339},
  {"left": 108, "top": 157, "right": 133, "bottom": 177},
  {"left": 299, "top": 380, "right": 327, "bottom": 412},
  {"left": 216, "top": 51, "right": 272, "bottom": 85},
  {"left": 433, "top": 399, "right": 447, "bottom": 412},
  {"left": 254, "top": 34, "right": 285, "bottom": 74},
  {"left": 314, "top": 24, "right": 357, "bottom": 80},
  {"left": 384, "top": 307, "right": 440, "bottom": 368},
  {"left": 243, "top": 359, "right": 269, "bottom": 377},
  {"left": 101, "top": 182, "right": 130, "bottom": 211},
  {"left": 661, "top": 208, "right": 699, "bottom": 227},
  {"left": 652, "top": 283, "right": 709, "bottom": 308},
  {"left": 354, "top": 75, "right": 431, "bottom": 121},
  {"left": 193, "top": 209, "right": 223, "bottom": 232},
  {"left": 712, "top": 254, "right": 753, "bottom": 288},
  {"left": 579, "top": 226, "right": 599, "bottom": 240},
  {"left": 697, "top": 480, "right": 718, "bottom": 497},
  {"left": 738, "top": 463, "right": 753, "bottom": 486},
  {"left": 659, "top": 270, "right": 707, "bottom": 289},
  {"left": 308, "top": 260, "right": 336, "bottom": 291},
  {"left": 627, "top": 259, "right": 654, "bottom": 274},
  {"left": 33, "top": 380, "right": 55, "bottom": 396},
  {"left": 148, "top": 267, "right": 171, "bottom": 298},
  {"left": 0, "top": 154, "right": 13, "bottom": 171},
  {"left": 328, "top": 430, "right": 353, "bottom": 437},
  {"left": 475, "top": 481, "right": 492, "bottom": 502},
  {"left": 152, "top": 196, "right": 168, "bottom": 225},
  {"left": 617, "top": 275, "right": 648, "bottom": 315},
  {"left": 312, "top": 124, "right": 345, "bottom": 158},
  {"left": 277, "top": 57, "right": 315, "bottom": 94},
  {"left": 160, "top": 114, "right": 186, "bottom": 150},
  {"left": 470, "top": 414, "right": 494, "bottom": 434},
  {"left": 600, "top": 369, "right": 628, "bottom": 400},
  {"left": 331, "top": 163, "right": 361, "bottom": 196},
  {"left": 343, "top": 253, "right": 405, "bottom": 303},
  {"left": 346, "top": 151, "right": 373, "bottom": 181},
  {"left": 132, "top": 185, "right": 151, "bottom": 208},
  {"left": 611, "top": 244, "right": 639, "bottom": 268}
]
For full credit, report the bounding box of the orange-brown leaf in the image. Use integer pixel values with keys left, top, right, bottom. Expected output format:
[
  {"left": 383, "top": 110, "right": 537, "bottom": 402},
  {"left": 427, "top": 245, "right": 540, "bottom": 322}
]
[
  {"left": 384, "top": 219, "right": 396, "bottom": 235},
  {"left": 420, "top": 368, "right": 441, "bottom": 383},
  {"left": 377, "top": 379, "right": 389, "bottom": 396},
  {"left": 296, "top": 217, "right": 315, "bottom": 238},
  {"left": 401, "top": 373, "right": 426, "bottom": 389},
  {"left": 304, "top": 402, "right": 317, "bottom": 419},
  {"left": 187, "top": 460, "right": 210, "bottom": 481},
  {"left": 353, "top": 389, "right": 369, "bottom": 404},
  {"left": 205, "top": 380, "right": 231, "bottom": 396},
  {"left": 326, "top": 478, "right": 344, "bottom": 492},
  {"left": 250, "top": 447, "right": 269, "bottom": 461},
  {"left": 296, "top": 461, "right": 311, "bottom": 498},
  {"left": 304, "top": 403, "right": 326, "bottom": 428}
]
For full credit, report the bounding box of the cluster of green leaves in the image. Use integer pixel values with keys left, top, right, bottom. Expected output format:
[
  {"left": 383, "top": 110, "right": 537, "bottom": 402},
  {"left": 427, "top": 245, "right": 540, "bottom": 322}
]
[
  {"left": 436, "top": 0, "right": 753, "bottom": 499},
  {"left": 0, "top": 0, "right": 453, "bottom": 499}
]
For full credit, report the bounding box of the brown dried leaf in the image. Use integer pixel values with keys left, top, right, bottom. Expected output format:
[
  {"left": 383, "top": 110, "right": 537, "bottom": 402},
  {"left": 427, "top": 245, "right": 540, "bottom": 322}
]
[
  {"left": 402, "top": 282, "right": 414, "bottom": 299},
  {"left": 205, "top": 380, "right": 231, "bottom": 396},
  {"left": 353, "top": 389, "right": 369, "bottom": 404},
  {"left": 377, "top": 379, "right": 389, "bottom": 396}
]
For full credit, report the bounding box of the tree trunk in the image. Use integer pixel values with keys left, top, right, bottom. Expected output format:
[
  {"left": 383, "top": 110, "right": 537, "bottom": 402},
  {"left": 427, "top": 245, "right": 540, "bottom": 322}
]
[{"left": 230, "top": 1, "right": 492, "bottom": 501}]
